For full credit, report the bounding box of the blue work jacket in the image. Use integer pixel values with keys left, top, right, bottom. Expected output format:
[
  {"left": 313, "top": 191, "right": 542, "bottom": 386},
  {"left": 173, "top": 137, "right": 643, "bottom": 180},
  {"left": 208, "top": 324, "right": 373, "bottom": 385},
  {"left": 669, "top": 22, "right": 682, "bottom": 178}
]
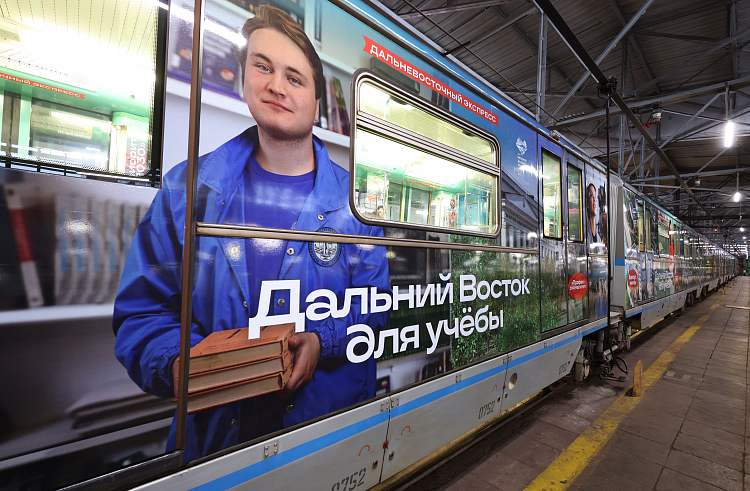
[{"left": 114, "top": 127, "right": 391, "bottom": 461}]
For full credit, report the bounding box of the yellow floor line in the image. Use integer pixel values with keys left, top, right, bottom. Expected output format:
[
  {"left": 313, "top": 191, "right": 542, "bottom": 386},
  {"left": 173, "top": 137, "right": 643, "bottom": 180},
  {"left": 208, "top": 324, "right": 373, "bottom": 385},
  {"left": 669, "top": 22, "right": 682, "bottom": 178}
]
[{"left": 524, "top": 291, "right": 728, "bottom": 491}]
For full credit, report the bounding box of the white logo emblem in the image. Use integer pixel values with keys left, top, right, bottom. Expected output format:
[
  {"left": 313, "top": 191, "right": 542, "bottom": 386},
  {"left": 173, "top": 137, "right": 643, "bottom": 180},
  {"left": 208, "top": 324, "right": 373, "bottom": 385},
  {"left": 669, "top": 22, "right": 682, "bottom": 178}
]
[
  {"left": 309, "top": 227, "right": 341, "bottom": 267},
  {"left": 314, "top": 242, "right": 338, "bottom": 261},
  {"left": 516, "top": 138, "right": 527, "bottom": 155}
]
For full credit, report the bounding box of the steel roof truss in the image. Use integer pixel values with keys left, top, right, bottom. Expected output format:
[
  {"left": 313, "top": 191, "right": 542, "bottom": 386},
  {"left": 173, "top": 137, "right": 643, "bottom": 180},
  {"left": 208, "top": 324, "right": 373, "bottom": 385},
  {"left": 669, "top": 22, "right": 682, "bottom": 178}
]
[{"left": 533, "top": 0, "right": 713, "bottom": 218}]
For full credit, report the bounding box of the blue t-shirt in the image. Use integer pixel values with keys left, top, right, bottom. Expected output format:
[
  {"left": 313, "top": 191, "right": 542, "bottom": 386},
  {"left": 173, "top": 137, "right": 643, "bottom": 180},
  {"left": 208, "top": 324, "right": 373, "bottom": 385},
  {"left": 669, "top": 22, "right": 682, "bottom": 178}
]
[{"left": 243, "top": 155, "right": 314, "bottom": 319}]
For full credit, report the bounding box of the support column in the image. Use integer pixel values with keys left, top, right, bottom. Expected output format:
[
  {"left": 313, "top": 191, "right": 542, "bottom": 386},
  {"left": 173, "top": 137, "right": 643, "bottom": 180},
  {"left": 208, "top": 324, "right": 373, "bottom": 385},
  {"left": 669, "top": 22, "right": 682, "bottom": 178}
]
[
  {"left": 618, "top": 38, "right": 628, "bottom": 176},
  {"left": 536, "top": 12, "right": 548, "bottom": 123}
]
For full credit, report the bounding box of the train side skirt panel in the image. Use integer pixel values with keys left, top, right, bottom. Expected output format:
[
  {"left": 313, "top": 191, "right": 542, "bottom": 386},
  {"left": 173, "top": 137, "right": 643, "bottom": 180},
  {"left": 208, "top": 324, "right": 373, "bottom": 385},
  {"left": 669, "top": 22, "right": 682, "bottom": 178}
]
[
  {"left": 379, "top": 353, "right": 508, "bottom": 481},
  {"left": 133, "top": 399, "right": 390, "bottom": 491}
]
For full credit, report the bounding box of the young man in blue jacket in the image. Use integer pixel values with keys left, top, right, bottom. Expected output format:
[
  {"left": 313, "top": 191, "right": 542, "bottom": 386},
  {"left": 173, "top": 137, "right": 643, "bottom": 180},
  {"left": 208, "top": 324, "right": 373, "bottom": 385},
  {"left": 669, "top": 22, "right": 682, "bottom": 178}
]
[{"left": 113, "top": 5, "right": 391, "bottom": 461}]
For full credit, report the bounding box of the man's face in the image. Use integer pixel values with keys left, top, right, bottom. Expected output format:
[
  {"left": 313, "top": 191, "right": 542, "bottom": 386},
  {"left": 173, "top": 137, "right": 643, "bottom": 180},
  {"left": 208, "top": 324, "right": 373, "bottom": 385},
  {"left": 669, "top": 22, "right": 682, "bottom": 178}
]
[
  {"left": 586, "top": 185, "right": 597, "bottom": 218},
  {"left": 243, "top": 28, "right": 319, "bottom": 141}
]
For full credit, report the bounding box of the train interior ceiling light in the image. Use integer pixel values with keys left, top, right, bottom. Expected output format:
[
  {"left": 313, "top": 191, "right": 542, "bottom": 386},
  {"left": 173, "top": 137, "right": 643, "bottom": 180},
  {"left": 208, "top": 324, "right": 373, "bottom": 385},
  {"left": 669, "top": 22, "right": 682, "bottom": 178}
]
[{"left": 0, "top": 0, "right": 163, "bottom": 184}]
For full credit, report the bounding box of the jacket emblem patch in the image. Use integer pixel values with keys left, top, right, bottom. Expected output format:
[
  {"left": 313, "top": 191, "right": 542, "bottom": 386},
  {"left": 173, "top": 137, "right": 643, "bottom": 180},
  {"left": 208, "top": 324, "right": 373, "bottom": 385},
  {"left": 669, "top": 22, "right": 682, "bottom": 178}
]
[{"left": 309, "top": 227, "right": 341, "bottom": 267}]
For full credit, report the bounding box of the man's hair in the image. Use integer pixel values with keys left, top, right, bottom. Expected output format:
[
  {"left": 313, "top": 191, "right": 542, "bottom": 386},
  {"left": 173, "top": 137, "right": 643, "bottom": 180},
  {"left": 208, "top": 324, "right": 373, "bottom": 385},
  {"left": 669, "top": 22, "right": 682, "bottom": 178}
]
[{"left": 237, "top": 5, "right": 324, "bottom": 101}]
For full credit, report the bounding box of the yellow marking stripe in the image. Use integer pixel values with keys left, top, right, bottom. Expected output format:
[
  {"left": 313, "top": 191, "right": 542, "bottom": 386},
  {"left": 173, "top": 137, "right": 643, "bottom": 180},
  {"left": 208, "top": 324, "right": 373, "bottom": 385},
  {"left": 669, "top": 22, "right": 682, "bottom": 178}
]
[{"left": 524, "top": 296, "right": 725, "bottom": 491}]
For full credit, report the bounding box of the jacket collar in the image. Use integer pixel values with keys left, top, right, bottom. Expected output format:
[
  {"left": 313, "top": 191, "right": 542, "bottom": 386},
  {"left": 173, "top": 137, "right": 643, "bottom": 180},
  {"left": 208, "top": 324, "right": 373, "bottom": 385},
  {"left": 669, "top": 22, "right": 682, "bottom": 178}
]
[{"left": 198, "top": 126, "right": 347, "bottom": 213}]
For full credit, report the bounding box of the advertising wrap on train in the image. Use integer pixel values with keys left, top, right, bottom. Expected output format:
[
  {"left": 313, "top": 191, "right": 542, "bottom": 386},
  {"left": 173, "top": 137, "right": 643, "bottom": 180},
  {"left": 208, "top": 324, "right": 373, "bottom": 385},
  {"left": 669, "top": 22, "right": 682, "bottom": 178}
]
[{"left": 248, "top": 273, "right": 532, "bottom": 362}]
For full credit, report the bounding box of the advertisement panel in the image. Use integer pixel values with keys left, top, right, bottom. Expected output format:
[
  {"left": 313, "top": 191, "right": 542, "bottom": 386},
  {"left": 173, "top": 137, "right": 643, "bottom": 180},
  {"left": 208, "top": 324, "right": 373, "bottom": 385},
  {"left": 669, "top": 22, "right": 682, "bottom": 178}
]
[
  {"left": 585, "top": 165, "right": 608, "bottom": 255},
  {"left": 111, "top": 1, "right": 542, "bottom": 465}
]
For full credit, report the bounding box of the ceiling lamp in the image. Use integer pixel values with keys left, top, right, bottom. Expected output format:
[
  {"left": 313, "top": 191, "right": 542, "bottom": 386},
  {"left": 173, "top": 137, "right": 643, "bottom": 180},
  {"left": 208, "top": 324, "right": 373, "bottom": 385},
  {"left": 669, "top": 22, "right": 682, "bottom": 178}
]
[
  {"left": 725, "top": 121, "right": 735, "bottom": 148},
  {"left": 733, "top": 173, "right": 741, "bottom": 202},
  {"left": 725, "top": 85, "right": 735, "bottom": 148}
]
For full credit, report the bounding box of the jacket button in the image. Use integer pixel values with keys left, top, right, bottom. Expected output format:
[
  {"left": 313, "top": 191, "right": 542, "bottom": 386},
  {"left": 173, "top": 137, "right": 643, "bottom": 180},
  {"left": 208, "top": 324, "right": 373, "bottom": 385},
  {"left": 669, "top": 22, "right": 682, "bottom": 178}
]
[
  {"left": 242, "top": 300, "right": 248, "bottom": 308},
  {"left": 230, "top": 419, "right": 238, "bottom": 428},
  {"left": 287, "top": 248, "right": 294, "bottom": 255},
  {"left": 286, "top": 405, "right": 293, "bottom": 414},
  {"left": 278, "top": 299, "right": 285, "bottom": 307},
  {"left": 318, "top": 214, "right": 324, "bottom": 221},
  {"left": 221, "top": 201, "right": 226, "bottom": 207}
]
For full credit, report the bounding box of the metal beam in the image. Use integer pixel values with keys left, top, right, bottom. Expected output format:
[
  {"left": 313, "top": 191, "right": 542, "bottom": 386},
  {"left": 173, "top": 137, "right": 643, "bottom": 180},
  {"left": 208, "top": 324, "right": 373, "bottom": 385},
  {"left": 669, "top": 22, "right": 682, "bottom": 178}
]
[
  {"left": 627, "top": 99, "right": 721, "bottom": 178},
  {"left": 619, "top": 40, "right": 627, "bottom": 175},
  {"left": 625, "top": 93, "right": 723, "bottom": 178},
  {"left": 400, "top": 0, "right": 511, "bottom": 19},
  {"left": 536, "top": 13, "right": 548, "bottom": 122},
  {"left": 551, "top": 75, "right": 750, "bottom": 129},
  {"left": 631, "top": 0, "right": 733, "bottom": 32},
  {"left": 634, "top": 30, "right": 721, "bottom": 44},
  {"left": 731, "top": 1, "right": 740, "bottom": 82},
  {"left": 629, "top": 25, "right": 750, "bottom": 95},
  {"left": 695, "top": 147, "right": 731, "bottom": 174},
  {"left": 638, "top": 184, "right": 734, "bottom": 194},
  {"left": 682, "top": 215, "right": 748, "bottom": 222},
  {"left": 632, "top": 167, "right": 750, "bottom": 182},
  {"left": 486, "top": 3, "right": 598, "bottom": 112},
  {"left": 548, "top": 0, "right": 654, "bottom": 121},
  {"left": 672, "top": 102, "right": 750, "bottom": 142},
  {"left": 445, "top": 2, "right": 548, "bottom": 55},
  {"left": 661, "top": 108, "right": 723, "bottom": 122},
  {"left": 606, "top": 0, "right": 660, "bottom": 92},
  {"left": 533, "top": 0, "right": 714, "bottom": 218},
  {"left": 658, "top": 94, "right": 722, "bottom": 149}
]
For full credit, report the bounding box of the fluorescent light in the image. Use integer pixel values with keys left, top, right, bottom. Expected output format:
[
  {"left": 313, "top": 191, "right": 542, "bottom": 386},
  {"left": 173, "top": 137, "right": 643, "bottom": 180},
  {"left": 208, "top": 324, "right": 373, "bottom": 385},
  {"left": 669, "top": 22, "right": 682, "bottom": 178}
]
[
  {"left": 734, "top": 191, "right": 741, "bottom": 202},
  {"left": 50, "top": 111, "right": 112, "bottom": 130},
  {"left": 724, "top": 120, "right": 735, "bottom": 147}
]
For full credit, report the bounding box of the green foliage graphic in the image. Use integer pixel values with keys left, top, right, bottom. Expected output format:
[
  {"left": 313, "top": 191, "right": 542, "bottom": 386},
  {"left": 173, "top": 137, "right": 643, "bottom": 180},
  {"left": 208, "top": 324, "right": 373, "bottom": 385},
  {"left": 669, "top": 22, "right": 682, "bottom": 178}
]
[{"left": 449, "top": 235, "right": 541, "bottom": 368}]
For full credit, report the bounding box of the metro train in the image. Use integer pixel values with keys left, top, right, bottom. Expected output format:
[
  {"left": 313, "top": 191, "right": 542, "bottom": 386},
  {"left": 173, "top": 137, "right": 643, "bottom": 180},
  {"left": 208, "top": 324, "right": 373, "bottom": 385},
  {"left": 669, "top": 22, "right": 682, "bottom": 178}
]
[{"left": 0, "top": 0, "right": 738, "bottom": 490}]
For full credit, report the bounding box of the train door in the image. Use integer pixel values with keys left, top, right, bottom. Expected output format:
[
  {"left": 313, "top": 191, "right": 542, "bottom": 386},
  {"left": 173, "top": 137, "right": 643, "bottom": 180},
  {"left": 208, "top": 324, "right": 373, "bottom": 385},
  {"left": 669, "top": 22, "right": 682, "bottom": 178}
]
[
  {"left": 584, "top": 162, "right": 609, "bottom": 320},
  {"left": 539, "top": 139, "right": 567, "bottom": 331},
  {"left": 565, "top": 157, "right": 588, "bottom": 323},
  {"left": 622, "top": 187, "right": 641, "bottom": 310},
  {"left": 638, "top": 200, "right": 648, "bottom": 302},
  {"left": 646, "top": 203, "right": 656, "bottom": 299}
]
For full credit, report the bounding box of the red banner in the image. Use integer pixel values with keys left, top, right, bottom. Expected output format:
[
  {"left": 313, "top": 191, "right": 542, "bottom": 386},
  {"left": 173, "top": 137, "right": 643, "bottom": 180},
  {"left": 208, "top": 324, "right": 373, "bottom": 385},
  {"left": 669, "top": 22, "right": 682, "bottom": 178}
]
[
  {"left": 568, "top": 273, "right": 588, "bottom": 300},
  {"left": 627, "top": 270, "right": 638, "bottom": 290},
  {"left": 363, "top": 37, "right": 498, "bottom": 126},
  {"left": 0, "top": 72, "right": 85, "bottom": 99}
]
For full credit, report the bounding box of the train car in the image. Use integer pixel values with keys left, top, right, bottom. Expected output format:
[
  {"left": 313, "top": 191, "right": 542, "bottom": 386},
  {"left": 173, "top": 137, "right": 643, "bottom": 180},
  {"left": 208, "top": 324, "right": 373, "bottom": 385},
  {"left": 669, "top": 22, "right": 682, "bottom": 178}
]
[
  {"left": 0, "top": 0, "right": 736, "bottom": 490},
  {"left": 610, "top": 183, "right": 737, "bottom": 334}
]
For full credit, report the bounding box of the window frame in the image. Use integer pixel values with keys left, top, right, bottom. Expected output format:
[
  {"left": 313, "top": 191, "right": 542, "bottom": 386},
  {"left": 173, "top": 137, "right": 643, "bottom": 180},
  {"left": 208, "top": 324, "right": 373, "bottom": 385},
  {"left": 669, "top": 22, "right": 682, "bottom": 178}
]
[
  {"left": 637, "top": 201, "right": 644, "bottom": 252},
  {"left": 541, "top": 148, "right": 563, "bottom": 240},
  {"left": 349, "top": 70, "right": 502, "bottom": 238},
  {"left": 566, "top": 163, "right": 583, "bottom": 243},
  {"left": 0, "top": 7, "right": 167, "bottom": 188},
  {"left": 644, "top": 206, "right": 652, "bottom": 253}
]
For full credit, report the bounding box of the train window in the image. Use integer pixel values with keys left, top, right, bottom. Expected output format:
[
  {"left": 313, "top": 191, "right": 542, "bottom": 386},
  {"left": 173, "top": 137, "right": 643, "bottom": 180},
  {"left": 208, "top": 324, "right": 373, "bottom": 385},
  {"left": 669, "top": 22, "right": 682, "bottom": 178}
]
[
  {"left": 353, "top": 74, "right": 499, "bottom": 235},
  {"left": 358, "top": 81, "right": 496, "bottom": 164},
  {"left": 644, "top": 207, "right": 652, "bottom": 253},
  {"left": 658, "top": 216, "right": 669, "bottom": 256},
  {"left": 637, "top": 203, "right": 644, "bottom": 251},
  {"left": 680, "top": 228, "right": 686, "bottom": 257},
  {"left": 0, "top": 0, "right": 165, "bottom": 185},
  {"left": 542, "top": 150, "right": 562, "bottom": 239},
  {"left": 567, "top": 165, "right": 582, "bottom": 242}
]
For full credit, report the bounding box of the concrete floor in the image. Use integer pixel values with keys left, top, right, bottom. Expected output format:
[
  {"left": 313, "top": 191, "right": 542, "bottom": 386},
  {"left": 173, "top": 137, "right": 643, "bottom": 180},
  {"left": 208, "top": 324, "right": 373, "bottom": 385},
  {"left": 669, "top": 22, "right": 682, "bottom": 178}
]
[{"left": 403, "top": 277, "right": 750, "bottom": 491}]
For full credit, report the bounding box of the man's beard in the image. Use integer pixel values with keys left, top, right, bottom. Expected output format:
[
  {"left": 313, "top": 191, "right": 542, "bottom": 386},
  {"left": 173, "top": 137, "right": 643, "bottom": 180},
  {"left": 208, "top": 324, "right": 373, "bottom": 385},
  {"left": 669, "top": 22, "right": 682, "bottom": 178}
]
[{"left": 258, "top": 121, "right": 313, "bottom": 146}]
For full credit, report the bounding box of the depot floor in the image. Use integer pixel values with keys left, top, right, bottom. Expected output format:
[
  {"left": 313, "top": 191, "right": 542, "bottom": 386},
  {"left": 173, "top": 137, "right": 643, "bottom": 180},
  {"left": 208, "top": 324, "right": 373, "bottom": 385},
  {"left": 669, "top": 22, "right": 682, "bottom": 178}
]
[{"left": 402, "top": 277, "right": 750, "bottom": 491}]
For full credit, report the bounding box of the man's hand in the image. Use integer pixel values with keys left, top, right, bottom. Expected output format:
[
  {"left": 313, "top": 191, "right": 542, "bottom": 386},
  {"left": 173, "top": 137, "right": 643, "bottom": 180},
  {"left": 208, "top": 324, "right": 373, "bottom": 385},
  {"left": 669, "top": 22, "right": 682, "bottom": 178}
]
[
  {"left": 280, "top": 332, "right": 321, "bottom": 397},
  {"left": 172, "top": 356, "right": 180, "bottom": 398}
]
